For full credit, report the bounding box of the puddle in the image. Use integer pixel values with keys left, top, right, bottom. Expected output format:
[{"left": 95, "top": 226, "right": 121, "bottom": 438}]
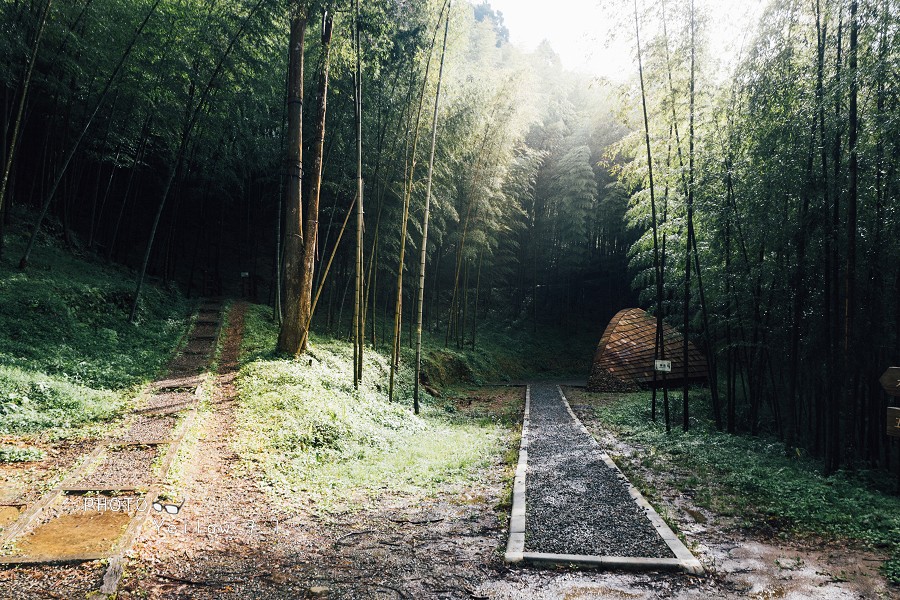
[
  {"left": 10, "top": 493, "right": 142, "bottom": 559},
  {"left": 14, "top": 510, "right": 130, "bottom": 558}
]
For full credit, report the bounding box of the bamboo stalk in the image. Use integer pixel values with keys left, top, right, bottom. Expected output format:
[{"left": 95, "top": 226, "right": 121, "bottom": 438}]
[{"left": 413, "top": 0, "right": 451, "bottom": 414}]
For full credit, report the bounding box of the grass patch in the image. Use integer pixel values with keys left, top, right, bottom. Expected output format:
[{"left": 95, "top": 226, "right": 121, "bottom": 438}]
[
  {"left": 0, "top": 445, "right": 46, "bottom": 463},
  {"left": 312, "top": 311, "right": 596, "bottom": 388},
  {"left": 579, "top": 389, "right": 900, "bottom": 585},
  {"left": 235, "top": 304, "right": 519, "bottom": 511},
  {"left": 0, "top": 226, "right": 189, "bottom": 435}
]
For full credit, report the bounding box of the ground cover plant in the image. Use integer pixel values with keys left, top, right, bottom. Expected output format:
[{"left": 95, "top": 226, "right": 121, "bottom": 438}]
[
  {"left": 235, "top": 303, "right": 524, "bottom": 511},
  {"left": 0, "top": 228, "right": 189, "bottom": 435},
  {"left": 572, "top": 388, "right": 900, "bottom": 584}
]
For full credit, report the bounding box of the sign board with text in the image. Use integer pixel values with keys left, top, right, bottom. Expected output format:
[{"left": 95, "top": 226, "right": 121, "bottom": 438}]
[
  {"left": 654, "top": 360, "right": 672, "bottom": 373},
  {"left": 887, "top": 407, "right": 900, "bottom": 438}
]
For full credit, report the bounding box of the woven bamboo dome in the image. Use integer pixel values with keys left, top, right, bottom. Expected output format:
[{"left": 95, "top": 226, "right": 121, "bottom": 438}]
[{"left": 587, "top": 308, "right": 707, "bottom": 391}]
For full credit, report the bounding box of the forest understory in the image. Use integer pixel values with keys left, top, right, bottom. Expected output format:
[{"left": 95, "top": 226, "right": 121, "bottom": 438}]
[{"left": 2, "top": 0, "right": 900, "bottom": 596}]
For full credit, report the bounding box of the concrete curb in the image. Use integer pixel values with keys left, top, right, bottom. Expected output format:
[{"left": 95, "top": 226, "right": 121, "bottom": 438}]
[
  {"left": 520, "top": 552, "right": 691, "bottom": 571},
  {"left": 503, "top": 384, "right": 702, "bottom": 574},
  {"left": 556, "top": 386, "right": 703, "bottom": 574},
  {"left": 503, "top": 385, "right": 530, "bottom": 563}
]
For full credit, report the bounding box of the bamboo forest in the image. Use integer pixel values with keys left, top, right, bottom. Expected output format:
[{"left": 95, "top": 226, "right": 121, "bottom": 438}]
[{"left": 1, "top": 0, "right": 900, "bottom": 598}]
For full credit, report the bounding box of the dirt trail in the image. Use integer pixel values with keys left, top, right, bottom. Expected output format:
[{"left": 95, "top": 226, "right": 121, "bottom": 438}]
[
  {"left": 0, "top": 299, "right": 223, "bottom": 598},
  {"left": 119, "top": 306, "right": 511, "bottom": 599},
  {"left": 2, "top": 326, "right": 896, "bottom": 598}
]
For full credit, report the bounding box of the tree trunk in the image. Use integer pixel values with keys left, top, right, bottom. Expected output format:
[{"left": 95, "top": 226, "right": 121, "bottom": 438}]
[
  {"left": 826, "top": 8, "right": 844, "bottom": 473},
  {"left": 682, "top": 0, "right": 696, "bottom": 432},
  {"left": 637, "top": 0, "right": 665, "bottom": 425},
  {"left": 843, "top": 0, "right": 859, "bottom": 457},
  {"left": 296, "top": 9, "right": 334, "bottom": 355},
  {"left": 276, "top": 6, "right": 308, "bottom": 353},
  {"left": 353, "top": 0, "right": 364, "bottom": 385}
]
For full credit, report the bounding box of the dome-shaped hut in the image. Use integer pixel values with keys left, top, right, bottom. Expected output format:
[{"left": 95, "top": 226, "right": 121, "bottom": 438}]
[{"left": 587, "top": 308, "right": 707, "bottom": 392}]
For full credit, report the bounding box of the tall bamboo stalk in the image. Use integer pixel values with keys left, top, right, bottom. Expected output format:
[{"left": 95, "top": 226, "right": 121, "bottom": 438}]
[
  {"left": 353, "top": 0, "right": 364, "bottom": 386},
  {"left": 682, "top": 0, "right": 696, "bottom": 432},
  {"left": 413, "top": 0, "right": 451, "bottom": 414},
  {"left": 634, "top": 0, "right": 666, "bottom": 426}
]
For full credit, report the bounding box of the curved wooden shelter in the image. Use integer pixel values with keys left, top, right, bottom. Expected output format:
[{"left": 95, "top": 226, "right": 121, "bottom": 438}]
[{"left": 587, "top": 308, "right": 707, "bottom": 391}]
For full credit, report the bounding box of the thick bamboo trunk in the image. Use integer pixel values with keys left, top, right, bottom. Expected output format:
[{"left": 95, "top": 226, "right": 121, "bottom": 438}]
[
  {"left": 826, "top": 9, "right": 844, "bottom": 473},
  {"left": 296, "top": 11, "right": 334, "bottom": 355},
  {"left": 681, "top": 0, "right": 697, "bottom": 432},
  {"left": 277, "top": 7, "right": 308, "bottom": 353},
  {"left": 353, "top": 0, "right": 364, "bottom": 385},
  {"left": 842, "top": 0, "right": 859, "bottom": 464}
]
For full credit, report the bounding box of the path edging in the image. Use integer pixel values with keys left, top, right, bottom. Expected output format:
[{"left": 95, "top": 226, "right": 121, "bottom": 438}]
[
  {"left": 503, "top": 385, "right": 530, "bottom": 563},
  {"left": 503, "top": 383, "right": 703, "bottom": 574},
  {"left": 556, "top": 385, "right": 703, "bottom": 574}
]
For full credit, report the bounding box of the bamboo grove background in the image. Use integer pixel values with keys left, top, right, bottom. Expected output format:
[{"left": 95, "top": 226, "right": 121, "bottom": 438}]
[{"left": 2, "top": 0, "right": 900, "bottom": 471}]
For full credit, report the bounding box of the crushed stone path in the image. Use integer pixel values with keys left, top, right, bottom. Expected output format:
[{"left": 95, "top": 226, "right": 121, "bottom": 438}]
[{"left": 508, "top": 383, "right": 700, "bottom": 571}]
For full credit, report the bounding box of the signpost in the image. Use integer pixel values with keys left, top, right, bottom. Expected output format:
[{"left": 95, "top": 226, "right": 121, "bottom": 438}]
[
  {"left": 880, "top": 368, "right": 900, "bottom": 438},
  {"left": 655, "top": 359, "right": 672, "bottom": 373},
  {"left": 880, "top": 367, "right": 900, "bottom": 397},
  {"left": 888, "top": 407, "right": 900, "bottom": 438}
]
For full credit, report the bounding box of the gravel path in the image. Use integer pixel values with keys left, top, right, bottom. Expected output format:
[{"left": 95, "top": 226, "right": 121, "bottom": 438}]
[{"left": 524, "top": 383, "right": 673, "bottom": 558}]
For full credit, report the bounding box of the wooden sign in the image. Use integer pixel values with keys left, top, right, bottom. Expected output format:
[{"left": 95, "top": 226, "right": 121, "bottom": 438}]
[
  {"left": 887, "top": 407, "right": 900, "bottom": 438},
  {"left": 655, "top": 360, "right": 672, "bottom": 373},
  {"left": 879, "top": 368, "right": 900, "bottom": 397}
]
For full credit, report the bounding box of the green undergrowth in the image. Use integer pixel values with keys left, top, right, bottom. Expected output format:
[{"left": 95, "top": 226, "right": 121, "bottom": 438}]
[
  {"left": 0, "top": 226, "right": 189, "bottom": 436},
  {"left": 418, "top": 323, "right": 595, "bottom": 387},
  {"left": 308, "top": 312, "right": 597, "bottom": 388},
  {"left": 0, "top": 444, "right": 45, "bottom": 463},
  {"left": 235, "top": 303, "right": 518, "bottom": 511},
  {"left": 582, "top": 389, "right": 900, "bottom": 585}
]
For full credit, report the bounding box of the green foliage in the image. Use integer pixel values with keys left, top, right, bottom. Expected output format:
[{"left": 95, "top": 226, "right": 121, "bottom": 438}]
[
  {"left": 419, "top": 321, "right": 595, "bottom": 386},
  {"left": 0, "top": 365, "right": 121, "bottom": 434},
  {"left": 587, "top": 391, "right": 900, "bottom": 584},
  {"left": 0, "top": 445, "right": 46, "bottom": 463},
  {"left": 0, "top": 230, "right": 188, "bottom": 434},
  {"left": 616, "top": 0, "right": 900, "bottom": 471},
  {"left": 235, "top": 304, "right": 515, "bottom": 510}
]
